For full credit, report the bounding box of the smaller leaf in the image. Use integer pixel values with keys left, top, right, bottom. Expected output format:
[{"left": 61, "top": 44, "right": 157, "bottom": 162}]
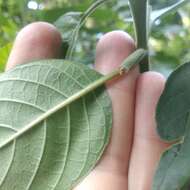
[
  {"left": 54, "top": 12, "right": 83, "bottom": 43},
  {"left": 153, "top": 61, "right": 190, "bottom": 190},
  {"left": 54, "top": 0, "right": 108, "bottom": 60},
  {"left": 151, "top": 0, "right": 189, "bottom": 24},
  {"left": 54, "top": 12, "right": 82, "bottom": 58}
]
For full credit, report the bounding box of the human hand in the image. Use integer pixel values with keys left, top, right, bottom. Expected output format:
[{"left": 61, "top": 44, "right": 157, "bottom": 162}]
[{"left": 6, "top": 22, "right": 170, "bottom": 190}]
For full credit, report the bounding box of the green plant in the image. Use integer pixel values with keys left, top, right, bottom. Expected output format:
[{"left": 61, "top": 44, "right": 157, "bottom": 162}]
[{"left": 0, "top": 0, "right": 190, "bottom": 190}]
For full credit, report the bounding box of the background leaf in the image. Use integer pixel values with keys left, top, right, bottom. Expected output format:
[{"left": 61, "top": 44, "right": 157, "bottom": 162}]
[
  {"left": 153, "top": 62, "right": 190, "bottom": 189},
  {"left": 54, "top": 12, "right": 82, "bottom": 58},
  {"left": 54, "top": 0, "right": 108, "bottom": 60},
  {"left": 151, "top": 0, "right": 188, "bottom": 24},
  {"left": 54, "top": 12, "right": 82, "bottom": 44},
  {"left": 0, "top": 59, "right": 112, "bottom": 190},
  {"left": 0, "top": 43, "right": 12, "bottom": 72}
]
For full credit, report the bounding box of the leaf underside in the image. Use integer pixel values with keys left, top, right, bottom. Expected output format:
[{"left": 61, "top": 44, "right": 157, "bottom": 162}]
[
  {"left": 153, "top": 62, "right": 190, "bottom": 190},
  {"left": 0, "top": 60, "right": 112, "bottom": 190}
]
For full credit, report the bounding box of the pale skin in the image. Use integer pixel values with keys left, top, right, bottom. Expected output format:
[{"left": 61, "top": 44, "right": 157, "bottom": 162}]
[{"left": 6, "top": 22, "right": 170, "bottom": 190}]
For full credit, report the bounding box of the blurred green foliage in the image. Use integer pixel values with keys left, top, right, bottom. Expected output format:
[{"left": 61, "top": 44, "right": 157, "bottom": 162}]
[{"left": 0, "top": 0, "right": 190, "bottom": 76}]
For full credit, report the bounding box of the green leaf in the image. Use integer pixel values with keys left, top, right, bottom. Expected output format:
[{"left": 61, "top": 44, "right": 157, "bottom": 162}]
[
  {"left": 54, "top": 0, "right": 108, "bottom": 60},
  {"left": 151, "top": 0, "right": 189, "bottom": 24},
  {"left": 54, "top": 12, "right": 82, "bottom": 58},
  {"left": 153, "top": 62, "right": 190, "bottom": 190},
  {"left": 0, "top": 49, "right": 146, "bottom": 190},
  {"left": 54, "top": 12, "right": 83, "bottom": 44},
  {"left": 0, "top": 60, "right": 112, "bottom": 190}
]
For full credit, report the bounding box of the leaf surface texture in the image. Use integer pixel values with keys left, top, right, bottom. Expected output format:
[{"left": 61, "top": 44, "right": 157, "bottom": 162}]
[
  {"left": 0, "top": 60, "right": 112, "bottom": 190},
  {"left": 153, "top": 62, "right": 190, "bottom": 190}
]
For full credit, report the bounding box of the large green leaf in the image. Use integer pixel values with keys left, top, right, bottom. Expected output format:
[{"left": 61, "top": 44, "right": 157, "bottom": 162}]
[
  {"left": 153, "top": 62, "right": 190, "bottom": 190},
  {"left": 0, "top": 49, "right": 146, "bottom": 190},
  {"left": 0, "top": 60, "right": 112, "bottom": 190}
]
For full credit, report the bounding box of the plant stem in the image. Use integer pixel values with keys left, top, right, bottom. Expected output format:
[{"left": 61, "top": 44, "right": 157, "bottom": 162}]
[
  {"left": 0, "top": 49, "right": 146, "bottom": 150},
  {"left": 129, "top": 0, "right": 150, "bottom": 72},
  {"left": 66, "top": 0, "right": 109, "bottom": 60}
]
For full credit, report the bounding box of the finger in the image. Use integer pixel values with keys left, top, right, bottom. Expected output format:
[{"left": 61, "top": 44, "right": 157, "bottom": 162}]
[
  {"left": 94, "top": 31, "right": 139, "bottom": 174},
  {"left": 6, "top": 22, "right": 62, "bottom": 70},
  {"left": 128, "top": 72, "right": 170, "bottom": 190}
]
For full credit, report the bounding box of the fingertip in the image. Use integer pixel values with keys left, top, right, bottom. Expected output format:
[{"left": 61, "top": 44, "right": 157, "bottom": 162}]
[
  {"left": 6, "top": 22, "right": 62, "bottom": 70},
  {"left": 96, "top": 30, "right": 135, "bottom": 51},
  {"left": 95, "top": 30, "right": 135, "bottom": 74},
  {"left": 17, "top": 22, "right": 61, "bottom": 44},
  {"left": 137, "top": 71, "right": 166, "bottom": 98}
]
